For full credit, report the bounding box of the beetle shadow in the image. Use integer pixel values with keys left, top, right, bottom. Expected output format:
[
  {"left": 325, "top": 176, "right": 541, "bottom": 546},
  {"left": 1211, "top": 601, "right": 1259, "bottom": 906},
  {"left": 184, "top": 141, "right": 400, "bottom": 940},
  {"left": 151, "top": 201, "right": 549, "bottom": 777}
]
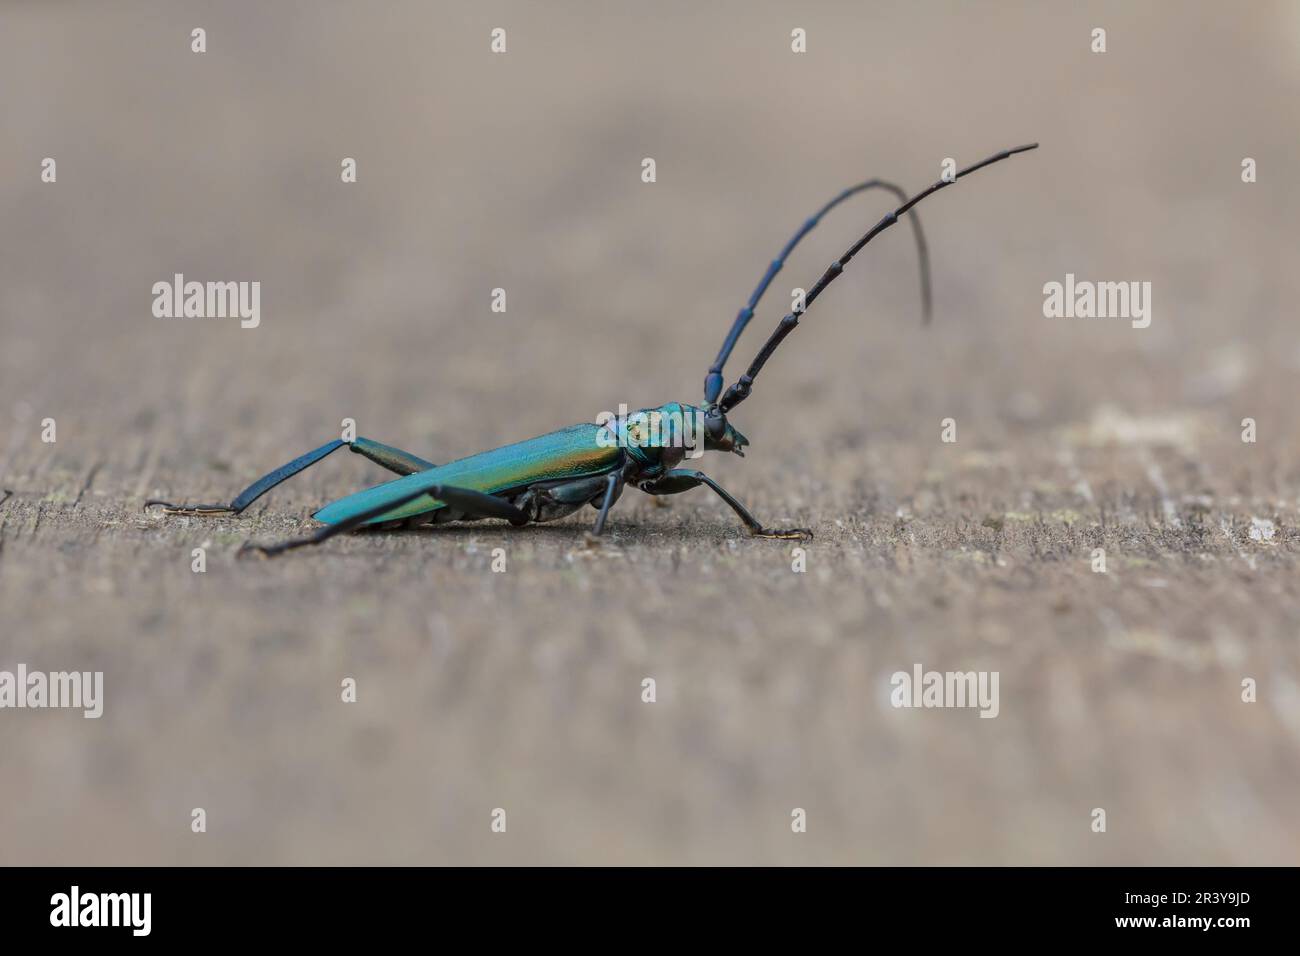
[
  {"left": 353, "top": 515, "right": 753, "bottom": 545},
  {"left": 357, "top": 521, "right": 598, "bottom": 543}
]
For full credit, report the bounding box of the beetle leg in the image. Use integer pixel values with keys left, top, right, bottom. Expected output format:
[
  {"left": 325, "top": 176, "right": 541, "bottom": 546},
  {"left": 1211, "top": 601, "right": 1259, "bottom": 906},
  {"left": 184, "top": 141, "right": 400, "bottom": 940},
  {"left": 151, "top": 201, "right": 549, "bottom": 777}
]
[
  {"left": 640, "top": 469, "right": 813, "bottom": 540},
  {"left": 239, "top": 483, "right": 529, "bottom": 558},
  {"left": 591, "top": 472, "right": 624, "bottom": 536},
  {"left": 145, "top": 436, "right": 435, "bottom": 516},
  {"left": 347, "top": 437, "right": 436, "bottom": 476},
  {"left": 507, "top": 473, "right": 622, "bottom": 527}
]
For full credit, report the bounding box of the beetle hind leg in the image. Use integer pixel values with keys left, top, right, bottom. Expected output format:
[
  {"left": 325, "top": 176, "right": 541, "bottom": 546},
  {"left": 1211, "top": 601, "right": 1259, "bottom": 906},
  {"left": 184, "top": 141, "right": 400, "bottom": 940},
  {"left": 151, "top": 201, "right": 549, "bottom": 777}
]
[{"left": 145, "top": 436, "right": 436, "bottom": 516}]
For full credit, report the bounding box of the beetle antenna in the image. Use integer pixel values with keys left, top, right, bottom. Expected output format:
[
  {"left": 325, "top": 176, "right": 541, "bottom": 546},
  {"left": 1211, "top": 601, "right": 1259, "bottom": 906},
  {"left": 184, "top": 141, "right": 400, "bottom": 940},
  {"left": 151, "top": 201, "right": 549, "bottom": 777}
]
[
  {"left": 703, "top": 178, "right": 930, "bottom": 405},
  {"left": 718, "top": 143, "right": 1039, "bottom": 414}
]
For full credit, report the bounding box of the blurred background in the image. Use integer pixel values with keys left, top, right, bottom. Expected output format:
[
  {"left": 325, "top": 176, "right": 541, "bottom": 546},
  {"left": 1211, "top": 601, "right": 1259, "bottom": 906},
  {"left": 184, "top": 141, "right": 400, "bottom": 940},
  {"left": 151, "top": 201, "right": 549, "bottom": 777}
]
[{"left": 1, "top": 0, "right": 1298, "bottom": 864}]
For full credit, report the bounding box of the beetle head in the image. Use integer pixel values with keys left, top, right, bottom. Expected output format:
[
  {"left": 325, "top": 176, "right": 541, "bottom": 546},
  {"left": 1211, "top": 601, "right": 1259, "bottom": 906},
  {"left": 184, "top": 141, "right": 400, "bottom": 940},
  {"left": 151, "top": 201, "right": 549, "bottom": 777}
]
[
  {"left": 703, "top": 404, "right": 748, "bottom": 456},
  {"left": 612, "top": 403, "right": 747, "bottom": 464}
]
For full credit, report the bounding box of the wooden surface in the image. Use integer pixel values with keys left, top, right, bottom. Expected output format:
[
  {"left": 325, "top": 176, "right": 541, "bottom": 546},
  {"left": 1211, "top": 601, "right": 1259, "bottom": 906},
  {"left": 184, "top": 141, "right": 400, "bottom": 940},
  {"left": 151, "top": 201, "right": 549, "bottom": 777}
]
[{"left": 1, "top": 1, "right": 1298, "bottom": 864}]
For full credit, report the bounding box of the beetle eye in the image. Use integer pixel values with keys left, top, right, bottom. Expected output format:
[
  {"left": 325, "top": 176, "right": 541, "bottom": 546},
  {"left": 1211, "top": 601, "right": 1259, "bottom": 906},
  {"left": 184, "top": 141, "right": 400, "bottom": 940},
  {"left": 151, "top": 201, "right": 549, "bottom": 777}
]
[{"left": 704, "top": 407, "right": 726, "bottom": 441}]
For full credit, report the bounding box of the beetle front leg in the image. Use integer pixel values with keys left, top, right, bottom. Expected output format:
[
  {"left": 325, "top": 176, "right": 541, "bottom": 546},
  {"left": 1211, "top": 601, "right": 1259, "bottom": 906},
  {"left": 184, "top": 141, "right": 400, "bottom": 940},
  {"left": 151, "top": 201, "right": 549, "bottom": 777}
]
[{"left": 640, "top": 469, "right": 812, "bottom": 540}]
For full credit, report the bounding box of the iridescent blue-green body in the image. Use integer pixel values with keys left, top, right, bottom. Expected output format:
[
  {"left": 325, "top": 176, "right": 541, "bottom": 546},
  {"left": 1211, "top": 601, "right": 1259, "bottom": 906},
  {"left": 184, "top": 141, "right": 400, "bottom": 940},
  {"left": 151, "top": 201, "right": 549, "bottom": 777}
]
[
  {"left": 314, "top": 423, "right": 620, "bottom": 526},
  {"left": 143, "top": 143, "right": 1038, "bottom": 555},
  {"left": 314, "top": 403, "right": 746, "bottom": 530}
]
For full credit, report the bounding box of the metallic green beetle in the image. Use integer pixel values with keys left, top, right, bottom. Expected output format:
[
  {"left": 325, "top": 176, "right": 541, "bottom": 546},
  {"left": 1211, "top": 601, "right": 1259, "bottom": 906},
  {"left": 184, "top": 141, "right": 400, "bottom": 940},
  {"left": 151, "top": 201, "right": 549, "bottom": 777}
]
[{"left": 147, "top": 143, "right": 1038, "bottom": 556}]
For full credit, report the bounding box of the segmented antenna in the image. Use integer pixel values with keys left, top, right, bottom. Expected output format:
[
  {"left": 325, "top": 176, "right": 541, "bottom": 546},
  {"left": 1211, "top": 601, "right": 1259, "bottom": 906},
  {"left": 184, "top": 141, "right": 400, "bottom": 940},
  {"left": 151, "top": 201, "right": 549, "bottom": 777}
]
[
  {"left": 719, "top": 143, "right": 1039, "bottom": 414},
  {"left": 704, "top": 179, "right": 930, "bottom": 405}
]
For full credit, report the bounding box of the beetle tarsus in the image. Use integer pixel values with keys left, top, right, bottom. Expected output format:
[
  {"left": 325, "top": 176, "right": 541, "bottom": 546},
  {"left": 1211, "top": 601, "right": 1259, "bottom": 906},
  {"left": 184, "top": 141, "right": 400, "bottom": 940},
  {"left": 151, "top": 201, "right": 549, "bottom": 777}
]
[
  {"left": 144, "top": 499, "right": 237, "bottom": 516},
  {"left": 240, "top": 538, "right": 288, "bottom": 561},
  {"left": 237, "top": 538, "right": 307, "bottom": 559},
  {"left": 754, "top": 527, "right": 814, "bottom": 540}
]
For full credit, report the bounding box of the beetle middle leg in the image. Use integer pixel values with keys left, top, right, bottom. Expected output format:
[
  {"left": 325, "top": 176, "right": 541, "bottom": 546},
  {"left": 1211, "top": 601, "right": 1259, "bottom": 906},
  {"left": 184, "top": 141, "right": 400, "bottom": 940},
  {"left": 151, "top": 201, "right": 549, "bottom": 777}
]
[
  {"left": 145, "top": 436, "right": 436, "bottom": 516},
  {"left": 591, "top": 472, "right": 624, "bottom": 536},
  {"left": 512, "top": 472, "right": 624, "bottom": 532},
  {"left": 640, "top": 468, "right": 812, "bottom": 540}
]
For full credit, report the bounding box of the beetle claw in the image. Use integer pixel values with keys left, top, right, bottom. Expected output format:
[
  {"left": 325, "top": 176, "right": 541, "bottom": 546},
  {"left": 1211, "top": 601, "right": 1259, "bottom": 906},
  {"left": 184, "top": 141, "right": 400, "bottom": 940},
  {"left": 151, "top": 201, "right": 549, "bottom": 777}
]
[{"left": 236, "top": 540, "right": 272, "bottom": 559}]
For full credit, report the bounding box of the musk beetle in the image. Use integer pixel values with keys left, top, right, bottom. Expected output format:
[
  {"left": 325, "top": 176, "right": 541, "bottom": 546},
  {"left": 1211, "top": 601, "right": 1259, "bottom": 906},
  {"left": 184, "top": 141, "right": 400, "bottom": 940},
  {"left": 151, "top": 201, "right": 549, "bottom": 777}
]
[{"left": 147, "top": 143, "right": 1039, "bottom": 556}]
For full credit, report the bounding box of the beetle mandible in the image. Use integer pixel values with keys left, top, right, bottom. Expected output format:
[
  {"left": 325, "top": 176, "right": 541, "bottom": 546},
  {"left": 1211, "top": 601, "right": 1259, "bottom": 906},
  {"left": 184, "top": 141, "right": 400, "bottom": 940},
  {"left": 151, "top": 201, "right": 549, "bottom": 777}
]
[{"left": 147, "top": 143, "right": 1039, "bottom": 556}]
